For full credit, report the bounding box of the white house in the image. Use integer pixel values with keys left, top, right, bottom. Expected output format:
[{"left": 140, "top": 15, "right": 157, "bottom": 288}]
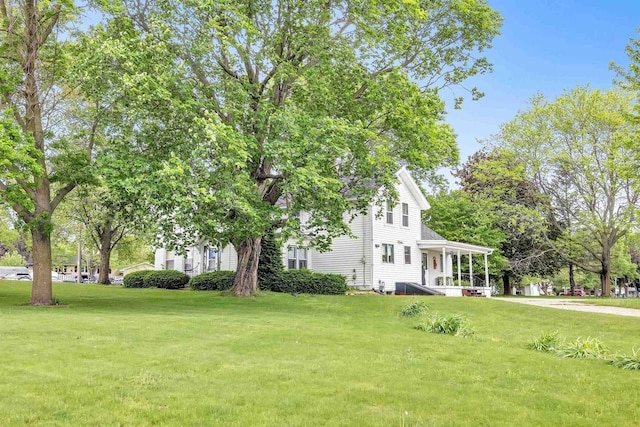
[{"left": 155, "top": 167, "right": 494, "bottom": 297}]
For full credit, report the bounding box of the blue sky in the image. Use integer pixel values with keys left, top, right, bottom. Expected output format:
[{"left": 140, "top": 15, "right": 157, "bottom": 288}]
[{"left": 443, "top": 0, "right": 640, "bottom": 185}]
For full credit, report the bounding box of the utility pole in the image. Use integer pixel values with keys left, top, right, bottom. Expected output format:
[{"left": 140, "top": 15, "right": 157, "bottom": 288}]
[{"left": 77, "top": 231, "right": 82, "bottom": 284}]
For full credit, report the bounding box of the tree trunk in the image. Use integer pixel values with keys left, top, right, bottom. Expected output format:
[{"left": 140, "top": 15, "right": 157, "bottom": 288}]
[
  {"left": 502, "top": 272, "right": 511, "bottom": 296},
  {"left": 569, "top": 262, "right": 575, "bottom": 293},
  {"left": 98, "top": 249, "right": 112, "bottom": 284},
  {"left": 232, "top": 237, "right": 262, "bottom": 296},
  {"left": 98, "top": 223, "right": 113, "bottom": 284},
  {"left": 600, "top": 267, "right": 611, "bottom": 297},
  {"left": 30, "top": 226, "right": 53, "bottom": 305}
]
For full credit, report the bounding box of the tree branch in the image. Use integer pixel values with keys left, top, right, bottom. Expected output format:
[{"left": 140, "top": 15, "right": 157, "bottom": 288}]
[
  {"left": 51, "top": 182, "right": 76, "bottom": 212},
  {"left": 38, "top": 4, "right": 62, "bottom": 46}
]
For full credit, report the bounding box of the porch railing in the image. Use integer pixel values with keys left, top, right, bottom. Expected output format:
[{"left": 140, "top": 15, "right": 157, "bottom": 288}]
[{"left": 455, "top": 273, "right": 486, "bottom": 287}]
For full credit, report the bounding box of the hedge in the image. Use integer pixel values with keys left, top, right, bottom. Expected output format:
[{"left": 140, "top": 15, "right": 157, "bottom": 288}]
[
  {"left": 123, "top": 270, "right": 154, "bottom": 288},
  {"left": 187, "top": 269, "right": 347, "bottom": 294},
  {"left": 144, "top": 270, "right": 190, "bottom": 289},
  {"left": 272, "top": 269, "right": 347, "bottom": 295},
  {"left": 189, "top": 270, "right": 235, "bottom": 291}
]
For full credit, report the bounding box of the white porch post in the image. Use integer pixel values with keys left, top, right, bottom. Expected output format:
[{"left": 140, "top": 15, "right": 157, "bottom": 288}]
[
  {"left": 442, "top": 247, "right": 446, "bottom": 285},
  {"left": 457, "top": 250, "right": 461, "bottom": 287},
  {"left": 469, "top": 252, "right": 473, "bottom": 286},
  {"left": 484, "top": 253, "right": 490, "bottom": 297}
]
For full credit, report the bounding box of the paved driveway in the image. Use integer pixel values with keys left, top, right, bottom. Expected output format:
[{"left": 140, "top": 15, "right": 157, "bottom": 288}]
[{"left": 497, "top": 298, "right": 640, "bottom": 318}]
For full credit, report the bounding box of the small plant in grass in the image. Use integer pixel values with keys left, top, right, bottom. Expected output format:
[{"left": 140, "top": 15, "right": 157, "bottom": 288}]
[
  {"left": 528, "top": 331, "right": 562, "bottom": 353},
  {"left": 556, "top": 336, "right": 607, "bottom": 360},
  {"left": 608, "top": 348, "right": 640, "bottom": 370},
  {"left": 400, "top": 301, "right": 428, "bottom": 317},
  {"left": 416, "top": 313, "right": 474, "bottom": 337}
]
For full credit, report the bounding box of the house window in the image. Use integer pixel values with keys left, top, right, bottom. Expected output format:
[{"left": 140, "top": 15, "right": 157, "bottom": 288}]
[
  {"left": 439, "top": 254, "right": 443, "bottom": 273},
  {"left": 205, "top": 247, "right": 220, "bottom": 271},
  {"left": 287, "top": 246, "right": 308, "bottom": 269},
  {"left": 404, "top": 246, "right": 411, "bottom": 264},
  {"left": 184, "top": 255, "right": 193, "bottom": 272},
  {"left": 386, "top": 201, "right": 394, "bottom": 224},
  {"left": 165, "top": 260, "right": 174, "bottom": 270},
  {"left": 382, "top": 244, "right": 394, "bottom": 263},
  {"left": 402, "top": 203, "right": 409, "bottom": 227}
]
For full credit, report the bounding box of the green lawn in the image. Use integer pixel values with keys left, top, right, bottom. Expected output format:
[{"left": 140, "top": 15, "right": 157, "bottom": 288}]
[
  {"left": 1, "top": 281, "right": 639, "bottom": 426},
  {"left": 580, "top": 297, "right": 640, "bottom": 309}
]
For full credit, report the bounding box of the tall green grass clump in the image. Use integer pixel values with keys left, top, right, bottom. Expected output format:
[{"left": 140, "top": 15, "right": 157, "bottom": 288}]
[
  {"left": 400, "top": 301, "right": 428, "bottom": 317},
  {"left": 528, "top": 331, "right": 562, "bottom": 353},
  {"left": 556, "top": 336, "right": 607, "bottom": 360},
  {"left": 415, "top": 313, "right": 474, "bottom": 337},
  {"left": 608, "top": 349, "right": 640, "bottom": 370}
]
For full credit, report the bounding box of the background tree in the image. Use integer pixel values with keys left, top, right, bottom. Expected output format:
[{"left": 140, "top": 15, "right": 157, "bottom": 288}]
[
  {"left": 93, "top": 0, "right": 502, "bottom": 296},
  {"left": 454, "top": 149, "right": 561, "bottom": 295},
  {"left": 56, "top": 185, "right": 137, "bottom": 284},
  {"left": 493, "top": 88, "right": 640, "bottom": 296},
  {"left": 423, "top": 189, "right": 508, "bottom": 279},
  {"left": 0, "top": 1, "right": 100, "bottom": 304}
]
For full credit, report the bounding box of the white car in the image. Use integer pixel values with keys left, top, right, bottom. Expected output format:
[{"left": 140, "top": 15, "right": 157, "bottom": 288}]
[{"left": 2, "top": 273, "right": 32, "bottom": 280}]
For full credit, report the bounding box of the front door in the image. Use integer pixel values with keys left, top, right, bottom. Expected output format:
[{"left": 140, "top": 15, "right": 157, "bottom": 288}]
[{"left": 421, "top": 253, "right": 428, "bottom": 287}]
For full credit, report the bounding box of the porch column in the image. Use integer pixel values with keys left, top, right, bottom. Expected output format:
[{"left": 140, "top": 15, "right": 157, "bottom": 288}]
[
  {"left": 457, "top": 250, "right": 461, "bottom": 287},
  {"left": 442, "top": 247, "right": 446, "bottom": 285},
  {"left": 469, "top": 252, "right": 473, "bottom": 286},
  {"left": 484, "top": 253, "right": 490, "bottom": 298}
]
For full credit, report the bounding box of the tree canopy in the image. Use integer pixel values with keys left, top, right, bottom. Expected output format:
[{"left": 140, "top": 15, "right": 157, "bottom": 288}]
[
  {"left": 492, "top": 88, "right": 640, "bottom": 295},
  {"left": 90, "top": 0, "right": 503, "bottom": 295},
  {"left": 0, "top": 1, "right": 104, "bottom": 304}
]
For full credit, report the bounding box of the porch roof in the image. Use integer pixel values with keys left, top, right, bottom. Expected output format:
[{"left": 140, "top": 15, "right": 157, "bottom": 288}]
[
  {"left": 417, "top": 240, "right": 494, "bottom": 255},
  {"left": 418, "top": 224, "right": 493, "bottom": 255}
]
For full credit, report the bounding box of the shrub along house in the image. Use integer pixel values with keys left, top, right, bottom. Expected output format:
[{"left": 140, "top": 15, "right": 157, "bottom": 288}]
[{"left": 154, "top": 168, "right": 494, "bottom": 296}]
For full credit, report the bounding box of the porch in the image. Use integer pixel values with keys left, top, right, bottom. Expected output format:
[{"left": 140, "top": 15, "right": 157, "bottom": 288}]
[{"left": 417, "top": 226, "right": 494, "bottom": 297}]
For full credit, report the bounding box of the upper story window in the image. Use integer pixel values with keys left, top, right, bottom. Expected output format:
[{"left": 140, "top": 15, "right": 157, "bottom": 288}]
[
  {"left": 386, "top": 201, "right": 394, "bottom": 224},
  {"left": 382, "top": 244, "right": 394, "bottom": 263},
  {"left": 287, "top": 246, "right": 308, "bottom": 269},
  {"left": 402, "top": 203, "right": 409, "bottom": 227}
]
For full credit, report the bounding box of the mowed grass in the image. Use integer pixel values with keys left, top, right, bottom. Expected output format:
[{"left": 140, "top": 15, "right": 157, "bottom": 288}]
[
  {"left": 1, "top": 282, "right": 639, "bottom": 426},
  {"left": 581, "top": 297, "right": 640, "bottom": 309}
]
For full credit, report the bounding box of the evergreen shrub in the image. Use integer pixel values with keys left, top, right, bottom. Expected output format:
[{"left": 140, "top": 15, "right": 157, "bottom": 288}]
[
  {"left": 258, "top": 231, "right": 284, "bottom": 291},
  {"left": 144, "top": 270, "right": 190, "bottom": 289},
  {"left": 273, "top": 269, "right": 347, "bottom": 295},
  {"left": 123, "top": 270, "right": 154, "bottom": 288},
  {"left": 189, "top": 271, "right": 235, "bottom": 291}
]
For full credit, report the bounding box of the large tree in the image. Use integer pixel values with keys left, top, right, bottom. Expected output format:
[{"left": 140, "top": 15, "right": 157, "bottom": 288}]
[
  {"left": 0, "top": 1, "right": 101, "bottom": 304},
  {"left": 493, "top": 88, "right": 640, "bottom": 296},
  {"left": 454, "top": 149, "right": 560, "bottom": 295},
  {"left": 95, "top": 0, "right": 502, "bottom": 296}
]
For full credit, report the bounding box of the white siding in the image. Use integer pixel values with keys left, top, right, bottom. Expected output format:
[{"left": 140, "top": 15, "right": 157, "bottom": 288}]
[
  {"left": 155, "top": 244, "right": 237, "bottom": 274},
  {"left": 154, "top": 248, "right": 167, "bottom": 270},
  {"left": 220, "top": 245, "right": 238, "bottom": 271},
  {"left": 311, "top": 212, "right": 372, "bottom": 289},
  {"left": 370, "top": 180, "right": 423, "bottom": 292}
]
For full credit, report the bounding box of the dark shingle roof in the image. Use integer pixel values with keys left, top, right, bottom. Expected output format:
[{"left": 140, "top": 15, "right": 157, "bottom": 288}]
[{"left": 421, "top": 224, "right": 445, "bottom": 240}]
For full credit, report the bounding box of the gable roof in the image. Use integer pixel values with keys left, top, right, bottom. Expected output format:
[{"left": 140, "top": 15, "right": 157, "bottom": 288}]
[
  {"left": 396, "top": 167, "right": 429, "bottom": 210},
  {"left": 421, "top": 224, "right": 445, "bottom": 240}
]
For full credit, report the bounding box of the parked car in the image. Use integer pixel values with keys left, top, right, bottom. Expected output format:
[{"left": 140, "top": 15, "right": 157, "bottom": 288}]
[
  {"left": 559, "top": 289, "right": 584, "bottom": 296},
  {"left": 2, "top": 273, "right": 31, "bottom": 280}
]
